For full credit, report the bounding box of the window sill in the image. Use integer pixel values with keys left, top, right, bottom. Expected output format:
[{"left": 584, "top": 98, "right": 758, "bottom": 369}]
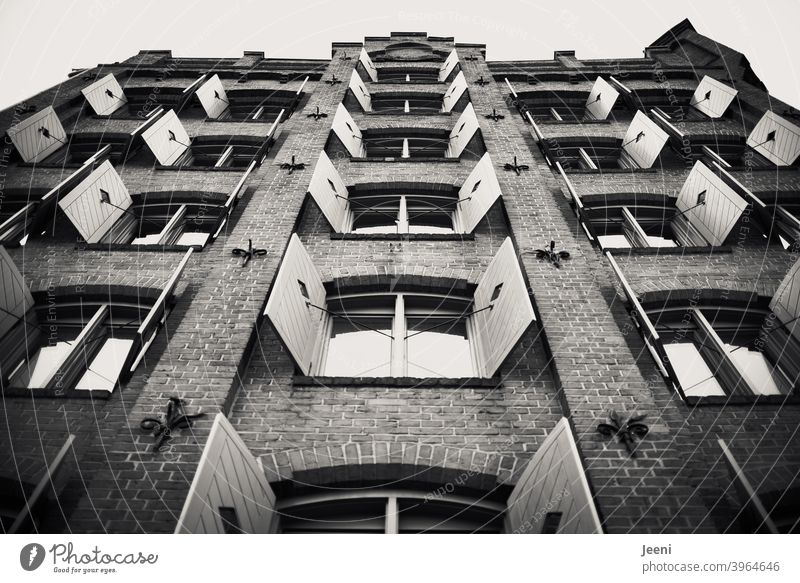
[
  {"left": 600, "top": 245, "right": 732, "bottom": 255},
  {"left": 293, "top": 376, "right": 499, "bottom": 388},
  {"left": 330, "top": 233, "right": 475, "bottom": 241},
  {"left": 80, "top": 242, "right": 206, "bottom": 252},
  {"left": 537, "top": 119, "right": 612, "bottom": 125},
  {"left": 560, "top": 167, "right": 660, "bottom": 174},
  {"left": 685, "top": 394, "right": 800, "bottom": 407},
  {"left": 1, "top": 386, "right": 113, "bottom": 399},
  {"left": 351, "top": 157, "right": 460, "bottom": 163},
  {"left": 365, "top": 111, "right": 452, "bottom": 117},
  {"left": 155, "top": 165, "right": 252, "bottom": 172}
]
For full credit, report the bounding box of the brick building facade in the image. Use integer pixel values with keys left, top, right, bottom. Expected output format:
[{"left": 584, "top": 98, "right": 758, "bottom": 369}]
[{"left": 1, "top": 19, "right": 798, "bottom": 534}]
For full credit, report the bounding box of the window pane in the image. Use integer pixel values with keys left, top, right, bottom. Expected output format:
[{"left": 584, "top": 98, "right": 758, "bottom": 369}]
[
  {"left": 397, "top": 498, "right": 503, "bottom": 533},
  {"left": 406, "top": 197, "right": 454, "bottom": 234},
  {"left": 725, "top": 344, "right": 790, "bottom": 396},
  {"left": 325, "top": 317, "right": 392, "bottom": 376},
  {"left": 406, "top": 317, "right": 473, "bottom": 377},
  {"left": 597, "top": 234, "right": 631, "bottom": 248},
  {"left": 351, "top": 200, "right": 400, "bottom": 234},
  {"left": 645, "top": 235, "right": 677, "bottom": 247},
  {"left": 664, "top": 342, "right": 725, "bottom": 396},
  {"left": 75, "top": 337, "right": 135, "bottom": 391},
  {"left": 9, "top": 340, "right": 75, "bottom": 389}
]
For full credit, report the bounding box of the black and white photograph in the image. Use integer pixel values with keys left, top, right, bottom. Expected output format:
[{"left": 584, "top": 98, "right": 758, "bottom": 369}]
[{"left": 0, "top": 0, "right": 798, "bottom": 580}]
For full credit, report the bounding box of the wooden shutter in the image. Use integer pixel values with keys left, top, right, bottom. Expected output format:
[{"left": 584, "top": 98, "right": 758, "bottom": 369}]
[
  {"left": 57, "top": 160, "right": 133, "bottom": 244},
  {"left": 447, "top": 103, "right": 480, "bottom": 159},
  {"left": 359, "top": 48, "right": 378, "bottom": 82},
  {"left": 621, "top": 111, "right": 668, "bottom": 169},
  {"left": 195, "top": 74, "right": 229, "bottom": 119},
  {"left": 505, "top": 417, "right": 602, "bottom": 534},
  {"left": 331, "top": 104, "right": 364, "bottom": 157},
  {"left": 7, "top": 106, "right": 67, "bottom": 163},
  {"left": 770, "top": 256, "right": 800, "bottom": 342},
  {"left": 457, "top": 152, "right": 502, "bottom": 233},
  {"left": 442, "top": 71, "right": 468, "bottom": 113},
  {"left": 438, "top": 49, "right": 459, "bottom": 82},
  {"left": 81, "top": 73, "right": 128, "bottom": 116},
  {"left": 263, "top": 234, "right": 326, "bottom": 375},
  {"left": 176, "top": 413, "right": 276, "bottom": 534},
  {"left": 0, "top": 246, "right": 34, "bottom": 339},
  {"left": 307, "top": 151, "right": 349, "bottom": 232},
  {"left": 691, "top": 76, "right": 737, "bottom": 119},
  {"left": 472, "top": 237, "right": 535, "bottom": 378},
  {"left": 746, "top": 110, "right": 800, "bottom": 166},
  {"left": 141, "top": 109, "right": 191, "bottom": 165},
  {"left": 348, "top": 70, "right": 372, "bottom": 112},
  {"left": 585, "top": 77, "right": 619, "bottom": 120},
  {"left": 675, "top": 161, "right": 748, "bottom": 246}
]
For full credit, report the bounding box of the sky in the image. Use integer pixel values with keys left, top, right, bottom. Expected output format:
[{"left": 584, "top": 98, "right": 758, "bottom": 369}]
[{"left": 1, "top": 0, "right": 799, "bottom": 109}]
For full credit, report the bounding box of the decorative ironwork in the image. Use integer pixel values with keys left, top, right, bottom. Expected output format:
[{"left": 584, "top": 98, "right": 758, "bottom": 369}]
[
  {"left": 475, "top": 76, "right": 491, "bottom": 86},
  {"left": 597, "top": 410, "right": 649, "bottom": 457},
  {"left": 14, "top": 103, "right": 36, "bottom": 115},
  {"left": 307, "top": 106, "right": 328, "bottom": 120},
  {"left": 232, "top": 239, "right": 267, "bottom": 267},
  {"left": 485, "top": 109, "right": 505, "bottom": 122},
  {"left": 503, "top": 156, "right": 530, "bottom": 176},
  {"left": 533, "top": 240, "right": 570, "bottom": 268},
  {"left": 463, "top": 54, "right": 479, "bottom": 61},
  {"left": 339, "top": 52, "right": 352, "bottom": 61},
  {"left": 280, "top": 155, "right": 307, "bottom": 174},
  {"left": 140, "top": 397, "right": 205, "bottom": 453},
  {"left": 325, "top": 75, "right": 342, "bottom": 85}
]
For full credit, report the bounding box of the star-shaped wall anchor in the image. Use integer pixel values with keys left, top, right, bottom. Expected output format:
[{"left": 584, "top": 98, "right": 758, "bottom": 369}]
[
  {"left": 533, "top": 240, "right": 570, "bottom": 268},
  {"left": 307, "top": 106, "right": 328, "bottom": 120},
  {"left": 485, "top": 109, "right": 505, "bottom": 122},
  {"left": 339, "top": 52, "right": 352, "bottom": 61},
  {"left": 597, "top": 410, "right": 649, "bottom": 458},
  {"left": 463, "top": 55, "right": 479, "bottom": 61},
  {"left": 139, "top": 397, "right": 205, "bottom": 453},
  {"left": 474, "top": 76, "right": 491, "bottom": 86},
  {"left": 503, "top": 156, "right": 530, "bottom": 176},
  {"left": 325, "top": 75, "right": 342, "bottom": 85},
  {"left": 232, "top": 239, "right": 267, "bottom": 267},
  {"left": 280, "top": 155, "right": 307, "bottom": 174}
]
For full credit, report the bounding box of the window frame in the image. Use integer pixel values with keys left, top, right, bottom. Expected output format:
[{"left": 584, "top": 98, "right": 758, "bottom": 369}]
[{"left": 347, "top": 192, "right": 460, "bottom": 235}]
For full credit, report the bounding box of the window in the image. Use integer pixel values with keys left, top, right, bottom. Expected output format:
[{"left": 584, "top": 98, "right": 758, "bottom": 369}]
[
  {"left": 370, "top": 93, "right": 444, "bottom": 114},
  {"left": 174, "top": 137, "right": 263, "bottom": 168},
  {"left": 277, "top": 490, "right": 504, "bottom": 534},
  {"left": 587, "top": 204, "right": 679, "bottom": 249},
  {"left": 360, "top": 129, "right": 451, "bottom": 158},
  {"left": 35, "top": 133, "right": 135, "bottom": 167},
  {"left": 348, "top": 192, "right": 457, "bottom": 235},
  {"left": 215, "top": 89, "right": 300, "bottom": 122},
  {"left": 378, "top": 68, "right": 440, "bottom": 83},
  {"left": 320, "top": 293, "right": 475, "bottom": 377}
]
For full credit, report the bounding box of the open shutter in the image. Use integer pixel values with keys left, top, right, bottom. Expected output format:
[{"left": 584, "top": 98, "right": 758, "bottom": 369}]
[
  {"left": 263, "top": 234, "right": 326, "bottom": 375},
  {"left": 691, "top": 76, "right": 737, "bottom": 119},
  {"left": 770, "top": 255, "right": 800, "bottom": 342},
  {"left": 331, "top": 104, "right": 364, "bottom": 157},
  {"left": 307, "top": 151, "right": 349, "bottom": 232},
  {"left": 57, "top": 160, "right": 133, "bottom": 244},
  {"left": 457, "top": 152, "right": 502, "bottom": 233},
  {"left": 747, "top": 110, "right": 800, "bottom": 167},
  {"left": 442, "top": 71, "right": 468, "bottom": 113},
  {"left": 473, "top": 237, "right": 535, "bottom": 377},
  {"left": 348, "top": 70, "right": 372, "bottom": 112},
  {"left": 141, "top": 109, "right": 191, "bottom": 165},
  {"left": 81, "top": 73, "right": 128, "bottom": 116},
  {"left": 359, "top": 48, "right": 378, "bottom": 82},
  {"left": 447, "top": 103, "right": 480, "bottom": 159},
  {"left": 584, "top": 77, "right": 619, "bottom": 120},
  {"left": 0, "top": 246, "right": 34, "bottom": 339},
  {"left": 505, "top": 417, "right": 602, "bottom": 534},
  {"left": 195, "top": 74, "right": 229, "bottom": 119},
  {"left": 176, "top": 413, "right": 276, "bottom": 534},
  {"left": 438, "top": 49, "right": 459, "bottom": 82},
  {"left": 7, "top": 106, "right": 67, "bottom": 163},
  {"left": 675, "top": 161, "right": 748, "bottom": 246},
  {"left": 621, "top": 111, "right": 668, "bottom": 169}
]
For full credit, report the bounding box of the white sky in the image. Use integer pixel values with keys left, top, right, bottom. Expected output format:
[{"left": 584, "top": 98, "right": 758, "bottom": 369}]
[{"left": 1, "top": 0, "right": 799, "bottom": 109}]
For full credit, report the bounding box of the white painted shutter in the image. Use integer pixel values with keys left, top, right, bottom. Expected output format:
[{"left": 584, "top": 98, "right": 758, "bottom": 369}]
[
  {"left": 307, "top": 151, "right": 349, "bottom": 232},
  {"left": 448, "top": 103, "right": 481, "bottom": 158},
  {"left": 359, "top": 48, "right": 378, "bottom": 82},
  {"left": 770, "top": 255, "right": 800, "bottom": 342},
  {"left": 458, "top": 152, "right": 502, "bottom": 233},
  {"left": 348, "top": 70, "right": 372, "bottom": 112},
  {"left": 442, "top": 71, "right": 468, "bottom": 113},
  {"left": 585, "top": 77, "right": 619, "bottom": 120},
  {"left": 473, "top": 237, "right": 535, "bottom": 377},
  {"left": 141, "top": 109, "right": 191, "bottom": 165},
  {"left": 621, "top": 111, "right": 669, "bottom": 169},
  {"left": 195, "top": 74, "right": 229, "bottom": 119},
  {"left": 7, "top": 106, "right": 67, "bottom": 163},
  {"left": 81, "top": 73, "right": 128, "bottom": 116},
  {"left": 176, "top": 413, "right": 277, "bottom": 534},
  {"left": 57, "top": 160, "right": 132, "bottom": 244},
  {"left": 0, "top": 246, "right": 34, "bottom": 339},
  {"left": 747, "top": 110, "right": 800, "bottom": 166},
  {"left": 691, "top": 76, "right": 737, "bottom": 119},
  {"left": 331, "top": 104, "right": 364, "bottom": 157},
  {"left": 675, "top": 161, "right": 748, "bottom": 246},
  {"left": 505, "top": 417, "right": 603, "bottom": 534},
  {"left": 438, "top": 49, "right": 459, "bottom": 82},
  {"left": 263, "top": 234, "right": 326, "bottom": 375}
]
